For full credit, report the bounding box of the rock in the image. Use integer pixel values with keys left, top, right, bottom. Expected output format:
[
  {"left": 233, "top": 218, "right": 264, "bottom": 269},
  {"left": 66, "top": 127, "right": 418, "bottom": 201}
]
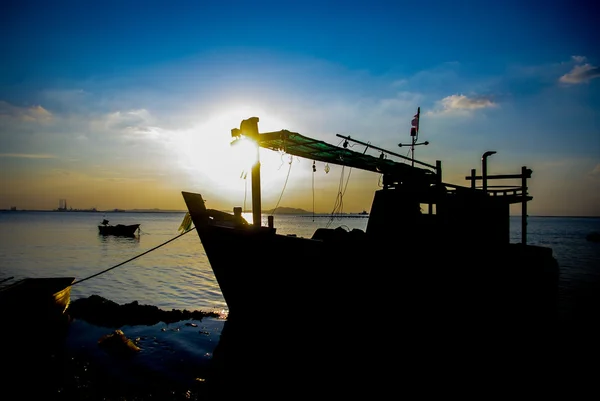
[{"left": 67, "top": 295, "right": 220, "bottom": 327}]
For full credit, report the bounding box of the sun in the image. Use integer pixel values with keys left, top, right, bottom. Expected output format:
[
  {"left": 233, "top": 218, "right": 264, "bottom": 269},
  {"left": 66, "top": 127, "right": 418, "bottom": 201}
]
[{"left": 171, "top": 109, "right": 295, "bottom": 203}]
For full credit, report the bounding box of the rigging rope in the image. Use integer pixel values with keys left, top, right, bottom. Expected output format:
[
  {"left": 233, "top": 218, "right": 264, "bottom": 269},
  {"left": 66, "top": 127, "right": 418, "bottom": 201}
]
[
  {"left": 327, "top": 165, "right": 353, "bottom": 228},
  {"left": 70, "top": 227, "right": 197, "bottom": 287},
  {"left": 271, "top": 154, "right": 293, "bottom": 215},
  {"left": 242, "top": 170, "right": 248, "bottom": 213}
]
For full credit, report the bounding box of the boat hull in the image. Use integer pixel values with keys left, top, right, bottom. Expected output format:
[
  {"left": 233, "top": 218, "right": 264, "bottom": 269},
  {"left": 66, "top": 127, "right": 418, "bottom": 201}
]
[
  {"left": 98, "top": 224, "right": 140, "bottom": 236},
  {"left": 199, "top": 221, "right": 558, "bottom": 321},
  {"left": 183, "top": 192, "right": 559, "bottom": 328},
  {"left": 185, "top": 196, "right": 560, "bottom": 393},
  {"left": 0, "top": 276, "right": 75, "bottom": 348},
  {"left": 2, "top": 277, "right": 75, "bottom": 392}
]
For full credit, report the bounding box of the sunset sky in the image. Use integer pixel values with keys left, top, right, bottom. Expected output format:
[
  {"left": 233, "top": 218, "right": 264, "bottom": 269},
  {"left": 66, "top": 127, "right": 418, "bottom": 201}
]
[{"left": 1, "top": 1, "right": 598, "bottom": 216}]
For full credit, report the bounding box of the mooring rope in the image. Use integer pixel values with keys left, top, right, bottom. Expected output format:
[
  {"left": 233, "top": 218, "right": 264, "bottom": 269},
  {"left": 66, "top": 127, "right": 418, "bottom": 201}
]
[{"left": 70, "top": 227, "right": 196, "bottom": 287}]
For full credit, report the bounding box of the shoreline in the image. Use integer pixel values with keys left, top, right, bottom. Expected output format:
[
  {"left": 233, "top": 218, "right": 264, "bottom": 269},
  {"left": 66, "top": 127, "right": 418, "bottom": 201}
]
[{"left": 7, "top": 289, "right": 600, "bottom": 399}]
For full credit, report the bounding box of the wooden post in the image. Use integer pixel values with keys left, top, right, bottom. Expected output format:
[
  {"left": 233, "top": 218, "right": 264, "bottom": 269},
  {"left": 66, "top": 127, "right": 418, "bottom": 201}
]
[
  {"left": 482, "top": 151, "right": 496, "bottom": 195},
  {"left": 436, "top": 160, "right": 442, "bottom": 217},
  {"left": 522, "top": 166, "right": 527, "bottom": 245},
  {"left": 470, "top": 169, "right": 476, "bottom": 190},
  {"left": 240, "top": 117, "right": 262, "bottom": 227},
  {"left": 251, "top": 143, "right": 262, "bottom": 227}
]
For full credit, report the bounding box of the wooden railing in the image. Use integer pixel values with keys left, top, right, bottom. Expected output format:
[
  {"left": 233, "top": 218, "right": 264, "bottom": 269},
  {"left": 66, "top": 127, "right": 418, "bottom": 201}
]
[{"left": 464, "top": 166, "right": 532, "bottom": 245}]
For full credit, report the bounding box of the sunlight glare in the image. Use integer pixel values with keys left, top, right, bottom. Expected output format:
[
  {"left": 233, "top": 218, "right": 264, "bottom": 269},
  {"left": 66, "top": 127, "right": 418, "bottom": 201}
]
[{"left": 172, "top": 107, "right": 295, "bottom": 200}]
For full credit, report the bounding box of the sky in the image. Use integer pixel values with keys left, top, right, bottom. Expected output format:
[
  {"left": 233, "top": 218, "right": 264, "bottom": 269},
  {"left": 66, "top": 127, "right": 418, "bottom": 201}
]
[{"left": 1, "top": 0, "right": 599, "bottom": 216}]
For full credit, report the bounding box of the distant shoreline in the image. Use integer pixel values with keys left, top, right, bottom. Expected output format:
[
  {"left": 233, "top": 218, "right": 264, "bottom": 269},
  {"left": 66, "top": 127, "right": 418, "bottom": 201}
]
[
  {"left": 0, "top": 209, "right": 598, "bottom": 218},
  {"left": 0, "top": 209, "right": 187, "bottom": 213}
]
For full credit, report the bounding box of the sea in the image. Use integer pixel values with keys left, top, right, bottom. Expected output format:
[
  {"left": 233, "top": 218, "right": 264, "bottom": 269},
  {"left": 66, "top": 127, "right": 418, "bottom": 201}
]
[{"left": 1, "top": 211, "right": 599, "bottom": 392}]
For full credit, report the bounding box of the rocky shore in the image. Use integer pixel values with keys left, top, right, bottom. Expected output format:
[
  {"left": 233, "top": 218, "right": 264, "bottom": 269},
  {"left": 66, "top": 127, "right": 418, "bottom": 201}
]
[
  {"left": 7, "top": 290, "right": 600, "bottom": 399},
  {"left": 67, "top": 294, "right": 222, "bottom": 327},
  {"left": 5, "top": 295, "right": 223, "bottom": 400}
]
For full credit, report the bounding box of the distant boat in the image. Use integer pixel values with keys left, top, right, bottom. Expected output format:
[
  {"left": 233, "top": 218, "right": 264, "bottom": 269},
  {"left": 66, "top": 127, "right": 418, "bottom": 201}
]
[
  {"left": 98, "top": 219, "right": 140, "bottom": 237},
  {"left": 359, "top": 210, "right": 369, "bottom": 215}
]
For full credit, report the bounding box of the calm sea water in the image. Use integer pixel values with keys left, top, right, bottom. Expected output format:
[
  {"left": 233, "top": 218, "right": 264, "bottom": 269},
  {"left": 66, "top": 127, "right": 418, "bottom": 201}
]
[
  {"left": 1, "top": 212, "right": 598, "bottom": 312},
  {"left": 1, "top": 211, "right": 599, "bottom": 389}
]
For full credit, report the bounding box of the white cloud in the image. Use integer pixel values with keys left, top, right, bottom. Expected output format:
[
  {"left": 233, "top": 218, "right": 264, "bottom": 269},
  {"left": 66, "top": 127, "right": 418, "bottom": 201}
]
[
  {"left": 99, "top": 109, "right": 165, "bottom": 139},
  {"left": 572, "top": 55, "right": 587, "bottom": 63},
  {"left": 441, "top": 94, "right": 496, "bottom": 110},
  {"left": 427, "top": 94, "right": 496, "bottom": 116},
  {"left": 0, "top": 101, "right": 53, "bottom": 123},
  {"left": 391, "top": 79, "right": 407, "bottom": 87},
  {"left": 559, "top": 63, "right": 600, "bottom": 84},
  {"left": 105, "top": 109, "right": 153, "bottom": 130}
]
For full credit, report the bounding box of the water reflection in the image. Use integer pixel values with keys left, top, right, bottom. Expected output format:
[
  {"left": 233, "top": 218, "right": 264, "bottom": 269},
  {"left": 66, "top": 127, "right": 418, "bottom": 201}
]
[{"left": 98, "top": 234, "right": 140, "bottom": 245}]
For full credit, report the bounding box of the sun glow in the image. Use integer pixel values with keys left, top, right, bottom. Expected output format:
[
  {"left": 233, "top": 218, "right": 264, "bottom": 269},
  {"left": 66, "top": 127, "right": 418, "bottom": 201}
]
[{"left": 171, "top": 109, "right": 298, "bottom": 205}]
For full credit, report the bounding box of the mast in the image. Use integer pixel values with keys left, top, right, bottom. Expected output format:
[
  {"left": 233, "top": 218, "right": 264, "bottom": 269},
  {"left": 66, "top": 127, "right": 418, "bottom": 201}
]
[
  {"left": 232, "top": 117, "right": 262, "bottom": 227},
  {"left": 398, "top": 107, "right": 429, "bottom": 167}
]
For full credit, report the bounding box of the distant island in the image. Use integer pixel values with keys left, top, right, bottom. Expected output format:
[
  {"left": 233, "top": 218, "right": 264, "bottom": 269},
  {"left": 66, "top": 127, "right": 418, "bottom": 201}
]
[{"left": 262, "top": 207, "right": 311, "bottom": 214}]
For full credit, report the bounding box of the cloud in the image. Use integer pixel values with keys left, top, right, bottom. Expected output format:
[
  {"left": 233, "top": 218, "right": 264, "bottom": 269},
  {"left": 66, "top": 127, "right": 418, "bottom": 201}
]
[
  {"left": 0, "top": 101, "right": 53, "bottom": 123},
  {"left": 428, "top": 94, "right": 496, "bottom": 116},
  {"left": 391, "top": 79, "right": 407, "bottom": 87},
  {"left": 441, "top": 94, "right": 496, "bottom": 110},
  {"left": 97, "top": 108, "right": 166, "bottom": 140},
  {"left": 105, "top": 109, "right": 153, "bottom": 131},
  {"left": 591, "top": 164, "right": 600, "bottom": 177},
  {"left": 571, "top": 55, "right": 587, "bottom": 63},
  {"left": 559, "top": 63, "right": 600, "bottom": 84},
  {"left": 0, "top": 153, "right": 57, "bottom": 159}
]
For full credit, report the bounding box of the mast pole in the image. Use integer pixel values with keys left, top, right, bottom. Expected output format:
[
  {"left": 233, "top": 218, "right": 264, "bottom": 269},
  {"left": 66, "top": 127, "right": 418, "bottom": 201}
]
[
  {"left": 238, "top": 117, "right": 262, "bottom": 227},
  {"left": 411, "top": 107, "right": 420, "bottom": 167},
  {"left": 252, "top": 142, "right": 262, "bottom": 227},
  {"left": 397, "top": 106, "right": 429, "bottom": 168}
]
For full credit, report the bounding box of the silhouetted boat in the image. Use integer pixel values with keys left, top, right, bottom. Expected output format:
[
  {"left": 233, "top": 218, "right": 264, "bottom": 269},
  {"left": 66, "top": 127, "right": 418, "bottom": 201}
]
[
  {"left": 98, "top": 219, "right": 140, "bottom": 236},
  {"left": 0, "top": 276, "right": 75, "bottom": 324},
  {"left": 183, "top": 115, "right": 559, "bottom": 324},
  {"left": 182, "top": 115, "right": 561, "bottom": 393},
  {"left": 2, "top": 276, "right": 75, "bottom": 388}
]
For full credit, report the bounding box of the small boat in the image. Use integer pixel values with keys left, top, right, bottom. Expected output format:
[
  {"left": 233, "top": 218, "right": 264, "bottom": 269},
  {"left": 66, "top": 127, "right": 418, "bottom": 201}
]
[
  {"left": 1, "top": 276, "right": 75, "bottom": 383},
  {"left": 98, "top": 219, "right": 140, "bottom": 236},
  {"left": 0, "top": 276, "right": 75, "bottom": 324}
]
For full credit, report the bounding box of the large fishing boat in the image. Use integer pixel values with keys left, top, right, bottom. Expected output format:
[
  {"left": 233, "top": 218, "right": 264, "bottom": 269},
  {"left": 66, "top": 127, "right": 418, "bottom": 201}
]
[
  {"left": 182, "top": 114, "right": 559, "bottom": 392},
  {"left": 184, "top": 114, "right": 558, "bottom": 319}
]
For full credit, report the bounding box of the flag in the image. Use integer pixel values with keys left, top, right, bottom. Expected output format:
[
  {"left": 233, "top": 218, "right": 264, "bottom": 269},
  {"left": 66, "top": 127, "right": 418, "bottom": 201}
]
[
  {"left": 411, "top": 114, "right": 419, "bottom": 130},
  {"left": 178, "top": 212, "right": 192, "bottom": 232}
]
